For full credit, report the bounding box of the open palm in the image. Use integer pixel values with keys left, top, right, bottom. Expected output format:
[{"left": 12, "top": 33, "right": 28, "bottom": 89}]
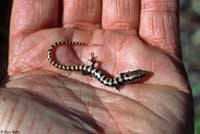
[{"left": 1, "top": 0, "right": 193, "bottom": 134}]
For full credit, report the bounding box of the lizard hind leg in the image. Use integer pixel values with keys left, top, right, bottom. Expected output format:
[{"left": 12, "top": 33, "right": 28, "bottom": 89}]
[
  {"left": 81, "top": 70, "right": 90, "bottom": 75},
  {"left": 88, "top": 52, "right": 97, "bottom": 67}
]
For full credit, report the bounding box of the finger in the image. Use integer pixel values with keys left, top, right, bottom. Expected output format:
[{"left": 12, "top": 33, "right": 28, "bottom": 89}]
[
  {"left": 139, "top": 0, "right": 180, "bottom": 57},
  {"left": 10, "top": 0, "right": 59, "bottom": 36},
  {"left": 62, "top": 0, "right": 101, "bottom": 30},
  {"left": 102, "top": 0, "right": 140, "bottom": 33}
]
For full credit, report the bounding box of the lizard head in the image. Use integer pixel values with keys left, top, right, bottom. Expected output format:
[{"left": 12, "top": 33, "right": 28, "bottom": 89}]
[{"left": 120, "top": 69, "right": 149, "bottom": 83}]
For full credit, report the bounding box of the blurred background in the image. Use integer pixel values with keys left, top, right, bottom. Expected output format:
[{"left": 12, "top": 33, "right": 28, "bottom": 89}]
[
  {"left": 0, "top": 0, "right": 199, "bottom": 133},
  {"left": 180, "top": 0, "right": 200, "bottom": 133}
]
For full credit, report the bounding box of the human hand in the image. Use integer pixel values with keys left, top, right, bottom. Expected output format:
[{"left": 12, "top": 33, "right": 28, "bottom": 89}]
[{"left": 1, "top": 0, "right": 193, "bottom": 133}]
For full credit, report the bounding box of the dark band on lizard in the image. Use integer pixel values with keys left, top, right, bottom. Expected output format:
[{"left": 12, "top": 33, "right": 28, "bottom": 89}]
[{"left": 48, "top": 41, "right": 149, "bottom": 91}]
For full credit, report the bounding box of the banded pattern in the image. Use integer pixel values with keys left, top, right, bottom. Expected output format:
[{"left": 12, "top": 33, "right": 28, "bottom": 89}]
[{"left": 48, "top": 41, "right": 148, "bottom": 91}]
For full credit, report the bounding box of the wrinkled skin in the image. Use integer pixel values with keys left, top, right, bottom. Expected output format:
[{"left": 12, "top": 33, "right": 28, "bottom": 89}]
[{"left": 0, "top": 0, "right": 193, "bottom": 134}]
